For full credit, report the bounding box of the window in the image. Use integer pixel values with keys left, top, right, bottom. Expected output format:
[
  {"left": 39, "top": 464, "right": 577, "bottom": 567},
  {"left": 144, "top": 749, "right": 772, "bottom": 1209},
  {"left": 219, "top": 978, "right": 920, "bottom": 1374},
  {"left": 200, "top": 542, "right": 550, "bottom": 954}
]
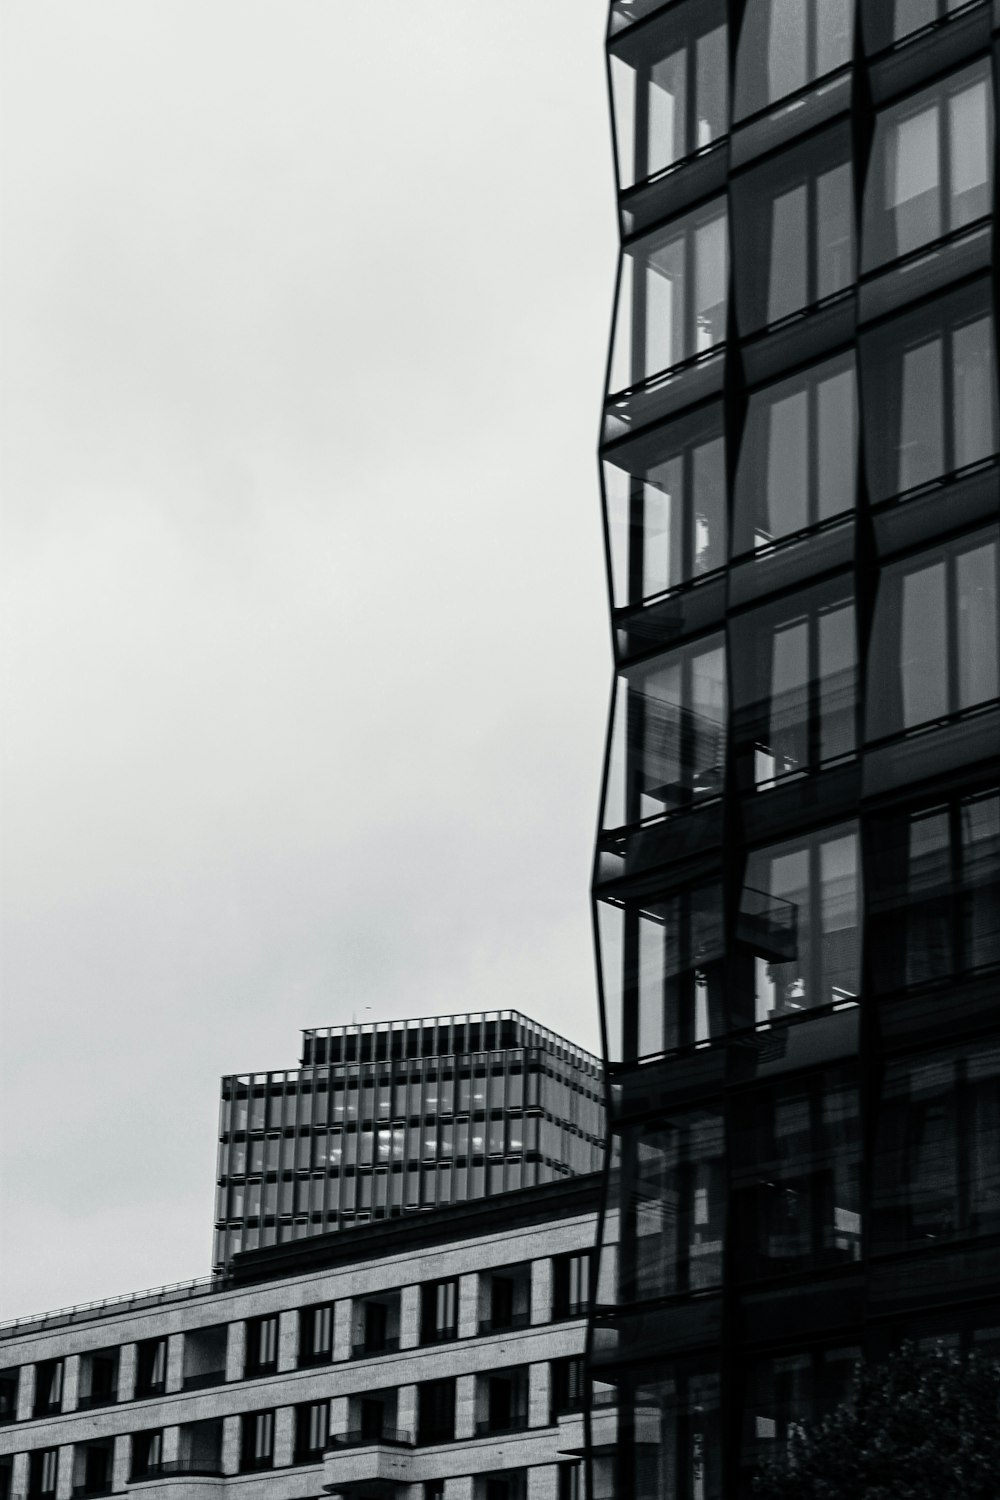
[
  {"left": 862, "top": 0, "right": 978, "bottom": 53},
  {"left": 425, "top": 1484, "right": 446, "bottom": 1500},
  {"left": 732, "top": 580, "right": 857, "bottom": 790},
  {"left": 245, "top": 1314, "right": 278, "bottom": 1376},
  {"left": 417, "top": 1377, "right": 456, "bottom": 1444},
  {"left": 732, "top": 1067, "right": 861, "bottom": 1279},
  {"left": 299, "top": 1302, "right": 334, "bottom": 1366},
  {"left": 733, "top": 353, "right": 857, "bottom": 553},
  {"left": 420, "top": 1279, "right": 458, "bottom": 1345},
  {"left": 27, "top": 1449, "right": 59, "bottom": 1500},
  {"left": 609, "top": 0, "right": 728, "bottom": 189},
  {"left": 484, "top": 1372, "right": 528, "bottom": 1434},
  {"left": 135, "top": 1339, "right": 166, "bottom": 1399},
  {"left": 618, "top": 1109, "right": 725, "bottom": 1300},
  {"left": 734, "top": 0, "right": 853, "bottom": 120},
  {"left": 597, "top": 880, "right": 725, "bottom": 1063},
  {"left": 608, "top": 200, "right": 728, "bottom": 395},
  {"left": 863, "top": 62, "right": 992, "bottom": 268},
  {"left": 739, "top": 823, "right": 860, "bottom": 1022},
  {"left": 732, "top": 127, "right": 853, "bottom": 333},
  {"left": 873, "top": 1040, "right": 1000, "bottom": 1250},
  {"left": 33, "top": 1359, "right": 63, "bottom": 1417},
  {"left": 294, "top": 1400, "right": 329, "bottom": 1463},
  {"left": 553, "top": 1251, "right": 592, "bottom": 1319},
  {"left": 603, "top": 404, "right": 726, "bottom": 612},
  {"left": 551, "top": 1357, "right": 586, "bottom": 1421},
  {"left": 744, "top": 1346, "right": 859, "bottom": 1470},
  {"left": 869, "top": 788, "right": 1000, "bottom": 989},
  {"left": 862, "top": 284, "right": 998, "bottom": 501},
  {"left": 240, "top": 1409, "right": 275, "bottom": 1472},
  {"left": 603, "top": 634, "right": 726, "bottom": 833},
  {"left": 131, "top": 1431, "right": 164, "bottom": 1481},
  {"left": 866, "top": 529, "right": 998, "bottom": 740},
  {"left": 627, "top": 1363, "right": 721, "bottom": 1500},
  {"left": 559, "top": 1464, "right": 583, "bottom": 1500}
]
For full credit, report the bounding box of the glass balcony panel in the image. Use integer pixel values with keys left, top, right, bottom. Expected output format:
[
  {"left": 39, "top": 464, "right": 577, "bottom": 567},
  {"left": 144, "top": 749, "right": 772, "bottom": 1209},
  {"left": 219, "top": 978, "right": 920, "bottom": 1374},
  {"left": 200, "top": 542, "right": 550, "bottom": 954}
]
[
  {"left": 734, "top": 0, "right": 853, "bottom": 121},
  {"left": 733, "top": 352, "right": 856, "bottom": 556},
  {"left": 602, "top": 634, "right": 726, "bottom": 834}
]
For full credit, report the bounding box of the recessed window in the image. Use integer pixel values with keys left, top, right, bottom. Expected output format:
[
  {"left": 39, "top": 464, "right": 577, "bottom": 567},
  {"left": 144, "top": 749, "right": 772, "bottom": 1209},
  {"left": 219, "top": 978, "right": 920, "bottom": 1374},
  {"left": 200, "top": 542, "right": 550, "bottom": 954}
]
[
  {"left": 731, "top": 580, "right": 857, "bottom": 790},
  {"left": 417, "top": 1377, "right": 456, "bottom": 1445},
  {"left": 552, "top": 1251, "right": 592, "bottom": 1319},
  {"left": 608, "top": 200, "right": 728, "bottom": 395},
  {"left": 420, "top": 1278, "right": 459, "bottom": 1345},
  {"left": 861, "top": 282, "right": 998, "bottom": 501},
  {"left": 28, "top": 1449, "right": 59, "bottom": 1500},
  {"left": 33, "top": 1359, "right": 63, "bottom": 1418},
  {"left": 732, "top": 127, "right": 853, "bottom": 334},
  {"left": 626, "top": 1364, "right": 721, "bottom": 1498},
  {"left": 294, "top": 1399, "right": 329, "bottom": 1463},
  {"left": 299, "top": 1303, "right": 334, "bottom": 1367},
  {"left": 733, "top": 353, "right": 856, "bottom": 554},
  {"left": 240, "top": 1410, "right": 275, "bottom": 1472},
  {"left": 130, "top": 1431, "right": 164, "bottom": 1481},
  {"left": 617, "top": 1109, "right": 725, "bottom": 1299},
  {"left": 609, "top": 0, "right": 728, "bottom": 189},
  {"left": 603, "top": 404, "right": 726, "bottom": 610},
  {"left": 866, "top": 528, "right": 998, "bottom": 740},
  {"left": 863, "top": 61, "right": 992, "bottom": 270},
  {"left": 734, "top": 0, "right": 853, "bottom": 120},
  {"left": 739, "top": 823, "right": 860, "bottom": 1022},
  {"left": 603, "top": 634, "right": 727, "bottom": 832},
  {"left": 550, "top": 1357, "right": 586, "bottom": 1420},
  {"left": 245, "top": 1314, "right": 278, "bottom": 1376}
]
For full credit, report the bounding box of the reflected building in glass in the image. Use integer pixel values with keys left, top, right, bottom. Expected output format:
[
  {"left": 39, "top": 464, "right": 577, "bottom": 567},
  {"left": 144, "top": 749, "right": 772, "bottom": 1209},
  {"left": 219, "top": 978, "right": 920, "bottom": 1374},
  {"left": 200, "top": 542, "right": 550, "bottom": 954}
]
[
  {"left": 213, "top": 1011, "right": 605, "bottom": 1270},
  {"left": 590, "top": 2, "right": 1000, "bottom": 1497}
]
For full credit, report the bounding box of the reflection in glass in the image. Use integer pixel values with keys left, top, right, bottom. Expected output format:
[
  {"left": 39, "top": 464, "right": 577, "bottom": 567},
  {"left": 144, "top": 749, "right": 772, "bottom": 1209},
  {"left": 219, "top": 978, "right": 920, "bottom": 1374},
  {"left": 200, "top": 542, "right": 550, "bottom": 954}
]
[
  {"left": 608, "top": 202, "right": 728, "bottom": 394},
  {"left": 862, "top": 0, "right": 976, "bottom": 52},
  {"left": 603, "top": 636, "right": 726, "bottom": 831},
  {"left": 631, "top": 1365, "right": 721, "bottom": 1500},
  {"left": 609, "top": 0, "right": 728, "bottom": 191},
  {"left": 744, "top": 1346, "right": 859, "bottom": 1469},
  {"left": 734, "top": 354, "right": 856, "bottom": 554},
  {"left": 603, "top": 406, "right": 726, "bottom": 609},
  {"left": 740, "top": 824, "right": 860, "bottom": 1021},
  {"left": 734, "top": 0, "right": 853, "bottom": 120},
  {"left": 619, "top": 1111, "right": 725, "bottom": 1300}
]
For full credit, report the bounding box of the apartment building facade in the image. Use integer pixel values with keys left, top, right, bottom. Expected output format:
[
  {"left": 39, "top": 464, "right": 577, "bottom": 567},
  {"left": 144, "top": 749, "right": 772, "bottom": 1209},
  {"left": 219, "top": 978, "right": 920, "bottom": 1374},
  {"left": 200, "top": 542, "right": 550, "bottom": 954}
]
[
  {"left": 591, "top": 0, "right": 1000, "bottom": 1495},
  {"left": 0, "top": 1176, "right": 600, "bottom": 1500}
]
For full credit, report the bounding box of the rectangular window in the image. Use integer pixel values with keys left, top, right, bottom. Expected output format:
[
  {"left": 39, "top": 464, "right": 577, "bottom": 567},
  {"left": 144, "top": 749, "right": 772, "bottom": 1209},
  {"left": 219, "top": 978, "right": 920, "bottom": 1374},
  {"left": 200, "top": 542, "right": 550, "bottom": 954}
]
[
  {"left": 867, "top": 528, "right": 998, "bottom": 740},
  {"left": 245, "top": 1315, "right": 278, "bottom": 1376},
  {"left": 732, "top": 1067, "right": 861, "bottom": 1280},
  {"left": 627, "top": 1363, "right": 722, "bottom": 1500},
  {"left": 603, "top": 633, "right": 726, "bottom": 833},
  {"left": 735, "top": 0, "right": 853, "bottom": 119},
  {"left": 863, "top": 0, "right": 976, "bottom": 53},
  {"left": 864, "top": 62, "right": 993, "bottom": 269},
  {"left": 417, "top": 1377, "right": 456, "bottom": 1445},
  {"left": 618, "top": 1109, "right": 725, "bottom": 1300},
  {"left": 131, "top": 1430, "right": 164, "bottom": 1480},
  {"left": 609, "top": 0, "right": 728, "bottom": 190},
  {"left": 732, "top": 580, "right": 856, "bottom": 789},
  {"left": 135, "top": 1337, "right": 167, "bottom": 1397},
  {"left": 33, "top": 1359, "right": 63, "bottom": 1417},
  {"left": 240, "top": 1410, "right": 275, "bottom": 1471},
  {"left": 609, "top": 200, "right": 728, "bottom": 394},
  {"left": 732, "top": 126, "right": 853, "bottom": 334},
  {"left": 420, "top": 1279, "right": 459, "bottom": 1345},
  {"left": 294, "top": 1399, "right": 330, "bottom": 1462},
  {"left": 553, "top": 1251, "right": 592, "bottom": 1319},
  {"left": 299, "top": 1303, "right": 334, "bottom": 1366},
  {"left": 739, "top": 823, "right": 860, "bottom": 1022},
  {"left": 28, "top": 1449, "right": 60, "bottom": 1498},
  {"left": 550, "top": 1357, "right": 586, "bottom": 1421}
]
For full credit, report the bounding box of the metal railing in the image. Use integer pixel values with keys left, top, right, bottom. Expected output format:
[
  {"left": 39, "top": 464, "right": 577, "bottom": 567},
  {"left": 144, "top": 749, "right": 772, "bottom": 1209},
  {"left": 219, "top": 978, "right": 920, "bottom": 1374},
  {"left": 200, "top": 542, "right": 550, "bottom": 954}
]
[
  {"left": 474, "top": 1414, "right": 530, "bottom": 1437},
  {"left": 327, "top": 1427, "right": 413, "bottom": 1450},
  {"left": 0, "top": 1274, "right": 228, "bottom": 1340},
  {"left": 75, "top": 1387, "right": 118, "bottom": 1411},
  {"left": 180, "top": 1369, "right": 227, "bottom": 1392},
  {"left": 350, "top": 1336, "right": 400, "bottom": 1360},
  {"left": 477, "top": 1310, "right": 531, "bottom": 1336},
  {"left": 129, "top": 1460, "right": 224, "bottom": 1482}
]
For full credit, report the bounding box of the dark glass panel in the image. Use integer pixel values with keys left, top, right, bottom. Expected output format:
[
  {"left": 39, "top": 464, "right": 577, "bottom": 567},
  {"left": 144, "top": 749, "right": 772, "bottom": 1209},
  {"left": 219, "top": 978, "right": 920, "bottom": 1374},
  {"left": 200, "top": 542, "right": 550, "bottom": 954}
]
[
  {"left": 739, "top": 823, "right": 860, "bottom": 1022},
  {"left": 733, "top": 353, "right": 856, "bottom": 555},
  {"left": 734, "top": 0, "right": 853, "bottom": 120},
  {"left": 732, "top": 1067, "right": 861, "bottom": 1279},
  {"left": 609, "top": 0, "right": 728, "bottom": 190},
  {"left": 732, "top": 128, "right": 854, "bottom": 334},
  {"left": 625, "top": 1361, "right": 721, "bottom": 1500},
  {"left": 742, "top": 1345, "right": 859, "bottom": 1473}
]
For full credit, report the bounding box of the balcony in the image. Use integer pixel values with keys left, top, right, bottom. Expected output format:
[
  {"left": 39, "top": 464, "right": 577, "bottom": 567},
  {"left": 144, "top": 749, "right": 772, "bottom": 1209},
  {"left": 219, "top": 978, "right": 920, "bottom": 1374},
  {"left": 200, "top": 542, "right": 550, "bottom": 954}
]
[
  {"left": 129, "top": 1461, "right": 224, "bottom": 1482},
  {"left": 181, "top": 1369, "right": 226, "bottom": 1392},
  {"left": 350, "top": 1336, "right": 400, "bottom": 1361},
  {"left": 76, "top": 1387, "right": 117, "bottom": 1412},
  {"left": 323, "top": 1431, "right": 414, "bottom": 1497},
  {"left": 474, "top": 1413, "right": 530, "bottom": 1438},
  {"left": 477, "top": 1310, "right": 531, "bottom": 1337}
]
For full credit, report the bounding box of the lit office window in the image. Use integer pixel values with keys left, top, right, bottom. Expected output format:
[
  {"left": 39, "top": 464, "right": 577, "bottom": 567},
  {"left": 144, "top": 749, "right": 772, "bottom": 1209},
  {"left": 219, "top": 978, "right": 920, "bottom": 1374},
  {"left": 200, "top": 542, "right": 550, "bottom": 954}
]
[
  {"left": 603, "top": 635, "right": 726, "bottom": 832},
  {"left": 869, "top": 788, "right": 1000, "bottom": 989},
  {"left": 866, "top": 528, "right": 998, "bottom": 739},
  {"left": 732, "top": 1067, "right": 861, "bottom": 1279},
  {"left": 739, "top": 824, "right": 860, "bottom": 1022},
  {"left": 732, "top": 127, "right": 854, "bottom": 332},
  {"left": 862, "top": 283, "right": 998, "bottom": 500},
  {"left": 608, "top": 201, "right": 728, "bottom": 394},
  {"left": 603, "top": 405, "right": 726, "bottom": 608},
  {"left": 733, "top": 353, "right": 856, "bottom": 554},
  {"left": 731, "top": 580, "right": 857, "bottom": 790},
  {"left": 873, "top": 1039, "right": 1000, "bottom": 1249},
  {"left": 618, "top": 1109, "right": 725, "bottom": 1298},
  {"left": 609, "top": 0, "right": 728, "bottom": 189},
  {"left": 863, "top": 61, "right": 992, "bottom": 269},
  {"left": 862, "top": 0, "right": 978, "bottom": 53},
  {"left": 630, "top": 1364, "right": 721, "bottom": 1500},
  {"left": 734, "top": 0, "right": 853, "bottom": 120}
]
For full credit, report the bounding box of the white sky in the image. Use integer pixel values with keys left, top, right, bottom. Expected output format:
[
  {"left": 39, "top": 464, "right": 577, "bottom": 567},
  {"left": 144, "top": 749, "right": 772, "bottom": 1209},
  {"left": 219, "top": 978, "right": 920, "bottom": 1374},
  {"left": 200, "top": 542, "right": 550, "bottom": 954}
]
[{"left": 0, "top": 2, "right": 615, "bottom": 1318}]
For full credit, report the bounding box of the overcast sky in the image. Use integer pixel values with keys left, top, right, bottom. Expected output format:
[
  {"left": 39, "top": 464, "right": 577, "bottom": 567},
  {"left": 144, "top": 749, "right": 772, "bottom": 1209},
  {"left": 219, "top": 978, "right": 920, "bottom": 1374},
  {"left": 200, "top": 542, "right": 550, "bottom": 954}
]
[{"left": 0, "top": 2, "right": 615, "bottom": 1318}]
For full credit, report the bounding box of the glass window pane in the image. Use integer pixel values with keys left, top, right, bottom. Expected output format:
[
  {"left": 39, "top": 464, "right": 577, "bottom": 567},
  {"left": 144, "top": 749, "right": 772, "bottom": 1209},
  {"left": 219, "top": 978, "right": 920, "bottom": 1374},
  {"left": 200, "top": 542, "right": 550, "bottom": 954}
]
[
  {"left": 893, "top": 105, "right": 940, "bottom": 254},
  {"left": 696, "top": 25, "right": 728, "bottom": 148},
  {"left": 816, "top": 161, "right": 853, "bottom": 299},
  {"left": 767, "top": 184, "right": 808, "bottom": 324},
  {"left": 691, "top": 436, "right": 726, "bottom": 576},
  {"left": 816, "top": 366, "right": 856, "bottom": 520},
  {"left": 695, "top": 213, "right": 728, "bottom": 350},
  {"left": 898, "top": 338, "right": 944, "bottom": 492},
  {"left": 957, "top": 540, "right": 999, "bottom": 710},
  {"left": 649, "top": 49, "right": 686, "bottom": 171},
  {"left": 766, "top": 390, "right": 808, "bottom": 539},
  {"left": 952, "top": 316, "right": 998, "bottom": 470},
  {"left": 949, "top": 79, "right": 991, "bottom": 228}
]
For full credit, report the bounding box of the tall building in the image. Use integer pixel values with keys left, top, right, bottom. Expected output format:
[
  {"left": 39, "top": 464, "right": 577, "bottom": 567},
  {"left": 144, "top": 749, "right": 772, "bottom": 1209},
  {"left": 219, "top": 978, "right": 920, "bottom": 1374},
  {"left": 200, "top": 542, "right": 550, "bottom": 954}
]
[
  {"left": 214, "top": 1013, "right": 604, "bottom": 1269},
  {"left": 0, "top": 1173, "right": 600, "bottom": 1500},
  {"left": 590, "top": 2, "right": 1000, "bottom": 1496}
]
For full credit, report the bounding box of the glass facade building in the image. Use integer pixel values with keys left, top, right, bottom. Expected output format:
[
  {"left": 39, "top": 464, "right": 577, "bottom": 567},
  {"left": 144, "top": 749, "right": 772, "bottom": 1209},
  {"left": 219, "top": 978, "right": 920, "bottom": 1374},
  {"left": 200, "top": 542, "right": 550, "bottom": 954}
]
[
  {"left": 591, "top": 2, "right": 1000, "bottom": 1496},
  {"left": 214, "top": 1011, "right": 604, "bottom": 1269}
]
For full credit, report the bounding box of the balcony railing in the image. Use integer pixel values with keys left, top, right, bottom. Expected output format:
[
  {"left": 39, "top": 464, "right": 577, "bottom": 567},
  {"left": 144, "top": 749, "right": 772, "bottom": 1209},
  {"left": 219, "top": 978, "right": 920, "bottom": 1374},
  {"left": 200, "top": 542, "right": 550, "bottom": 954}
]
[
  {"left": 129, "top": 1460, "right": 224, "bottom": 1482},
  {"left": 327, "top": 1428, "right": 413, "bottom": 1450},
  {"left": 297, "top": 1347, "right": 334, "bottom": 1369},
  {"left": 477, "top": 1310, "right": 531, "bottom": 1336},
  {"left": 420, "top": 1326, "right": 458, "bottom": 1346},
  {"left": 350, "top": 1336, "right": 400, "bottom": 1360},
  {"left": 72, "top": 1484, "right": 113, "bottom": 1499},
  {"left": 76, "top": 1387, "right": 118, "bottom": 1411},
  {"left": 474, "top": 1413, "right": 529, "bottom": 1437},
  {"left": 181, "top": 1369, "right": 227, "bottom": 1392},
  {"left": 132, "top": 1380, "right": 166, "bottom": 1400}
]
